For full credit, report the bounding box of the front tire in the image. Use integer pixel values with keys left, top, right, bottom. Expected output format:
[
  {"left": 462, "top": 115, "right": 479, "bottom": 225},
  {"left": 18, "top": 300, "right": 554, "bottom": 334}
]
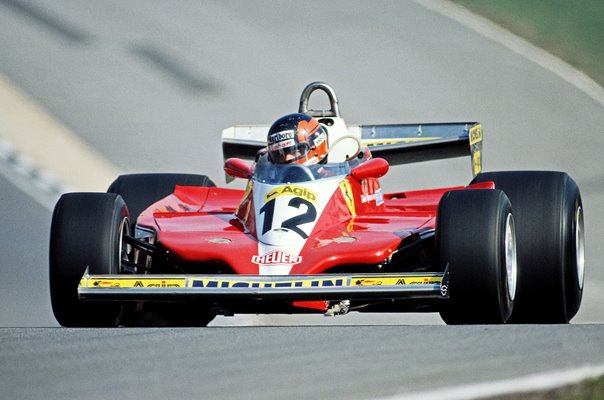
[
  {"left": 437, "top": 189, "right": 517, "bottom": 324},
  {"left": 49, "top": 193, "right": 130, "bottom": 327}
]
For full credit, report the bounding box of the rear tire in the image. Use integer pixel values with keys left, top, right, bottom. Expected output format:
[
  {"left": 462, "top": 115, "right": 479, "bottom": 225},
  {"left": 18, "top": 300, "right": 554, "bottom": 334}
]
[
  {"left": 108, "top": 173, "right": 217, "bottom": 327},
  {"left": 437, "top": 189, "right": 516, "bottom": 324},
  {"left": 50, "top": 193, "right": 130, "bottom": 327},
  {"left": 107, "top": 173, "right": 215, "bottom": 223},
  {"left": 472, "top": 171, "right": 584, "bottom": 323}
]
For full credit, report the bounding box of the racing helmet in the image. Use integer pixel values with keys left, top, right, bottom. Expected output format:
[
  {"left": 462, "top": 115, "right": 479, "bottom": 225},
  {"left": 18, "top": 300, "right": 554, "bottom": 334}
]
[{"left": 267, "top": 113, "right": 328, "bottom": 165}]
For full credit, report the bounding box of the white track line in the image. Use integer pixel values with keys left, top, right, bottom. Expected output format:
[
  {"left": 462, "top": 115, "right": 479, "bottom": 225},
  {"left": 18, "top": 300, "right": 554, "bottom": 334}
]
[
  {"left": 413, "top": 0, "right": 604, "bottom": 109},
  {"left": 378, "top": 363, "right": 604, "bottom": 400}
]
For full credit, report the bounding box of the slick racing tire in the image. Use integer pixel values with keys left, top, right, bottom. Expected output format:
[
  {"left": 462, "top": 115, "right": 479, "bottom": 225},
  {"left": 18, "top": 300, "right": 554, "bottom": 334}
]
[
  {"left": 107, "top": 173, "right": 215, "bottom": 224},
  {"left": 50, "top": 193, "right": 130, "bottom": 327},
  {"left": 472, "top": 171, "right": 585, "bottom": 323},
  {"left": 437, "top": 189, "right": 517, "bottom": 325}
]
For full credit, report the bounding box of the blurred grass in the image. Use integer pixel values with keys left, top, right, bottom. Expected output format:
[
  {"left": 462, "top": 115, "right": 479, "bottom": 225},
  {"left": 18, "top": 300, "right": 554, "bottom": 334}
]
[{"left": 451, "top": 0, "right": 604, "bottom": 87}]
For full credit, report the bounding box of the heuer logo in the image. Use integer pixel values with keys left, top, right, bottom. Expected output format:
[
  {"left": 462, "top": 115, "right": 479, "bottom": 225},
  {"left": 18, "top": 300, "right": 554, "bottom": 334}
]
[{"left": 252, "top": 250, "right": 302, "bottom": 265}]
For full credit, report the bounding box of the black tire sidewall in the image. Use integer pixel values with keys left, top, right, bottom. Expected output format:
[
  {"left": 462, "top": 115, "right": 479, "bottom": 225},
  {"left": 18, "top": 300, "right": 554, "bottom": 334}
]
[{"left": 437, "top": 189, "right": 514, "bottom": 324}]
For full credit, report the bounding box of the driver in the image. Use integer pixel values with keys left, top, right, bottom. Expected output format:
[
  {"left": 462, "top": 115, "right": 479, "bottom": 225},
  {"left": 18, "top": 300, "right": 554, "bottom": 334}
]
[{"left": 266, "top": 113, "right": 328, "bottom": 165}]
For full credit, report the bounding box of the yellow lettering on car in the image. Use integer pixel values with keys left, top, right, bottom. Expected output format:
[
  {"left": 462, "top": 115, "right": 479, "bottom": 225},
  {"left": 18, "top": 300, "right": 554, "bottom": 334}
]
[
  {"left": 83, "top": 279, "right": 186, "bottom": 288},
  {"left": 469, "top": 124, "right": 483, "bottom": 146},
  {"left": 264, "top": 185, "right": 317, "bottom": 204},
  {"left": 352, "top": 276, "right": 442, "bottom": 286}
]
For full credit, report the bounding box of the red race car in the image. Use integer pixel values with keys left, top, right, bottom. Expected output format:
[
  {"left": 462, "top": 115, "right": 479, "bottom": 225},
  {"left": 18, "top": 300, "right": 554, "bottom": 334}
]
[{"left": 50, "top": 82, "right": 585, "bottom": 327}]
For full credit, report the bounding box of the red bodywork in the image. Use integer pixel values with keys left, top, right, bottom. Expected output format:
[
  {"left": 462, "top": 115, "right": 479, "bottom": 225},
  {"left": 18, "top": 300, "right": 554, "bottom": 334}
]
[{"left": 136, "top": 164, "right": 494, "bottom": 278}]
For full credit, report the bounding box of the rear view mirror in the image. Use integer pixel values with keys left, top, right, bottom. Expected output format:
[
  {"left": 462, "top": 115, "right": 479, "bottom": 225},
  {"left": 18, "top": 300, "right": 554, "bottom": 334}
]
[
  {"left": 351, "top": 158, "right": 389, "bottom": 180},
  {"left": 224, "top": 158, "right": 253, "bottom": 180}
]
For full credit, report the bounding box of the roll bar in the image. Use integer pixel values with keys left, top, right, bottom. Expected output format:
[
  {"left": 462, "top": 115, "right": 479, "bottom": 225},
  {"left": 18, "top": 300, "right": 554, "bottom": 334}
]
[{"left": 298, "top": 81, "right": 341, "bottom": 118}]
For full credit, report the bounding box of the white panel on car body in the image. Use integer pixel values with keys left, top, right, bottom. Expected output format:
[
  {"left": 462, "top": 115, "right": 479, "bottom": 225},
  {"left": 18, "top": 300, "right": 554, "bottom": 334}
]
[{"left": 252, "top": 177, "right": 341, "bottom": 275}]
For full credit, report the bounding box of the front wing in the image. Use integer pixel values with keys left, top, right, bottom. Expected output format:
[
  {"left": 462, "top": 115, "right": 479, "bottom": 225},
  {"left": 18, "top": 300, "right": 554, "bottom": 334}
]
[{"left": 79, "top": 271, "right": 449, "bottom": 302}]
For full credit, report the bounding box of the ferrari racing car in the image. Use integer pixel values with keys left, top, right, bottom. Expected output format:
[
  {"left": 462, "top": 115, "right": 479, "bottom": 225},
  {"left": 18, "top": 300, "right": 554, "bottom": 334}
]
[{"left": 49, "top": 82, "right": 585, "bottom": 326}]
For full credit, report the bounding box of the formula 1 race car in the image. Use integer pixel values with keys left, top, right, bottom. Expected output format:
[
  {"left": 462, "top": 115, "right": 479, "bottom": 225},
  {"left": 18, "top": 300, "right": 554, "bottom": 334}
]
[{"left": 49, "top": 82, "right": 585, "bottom": 327}]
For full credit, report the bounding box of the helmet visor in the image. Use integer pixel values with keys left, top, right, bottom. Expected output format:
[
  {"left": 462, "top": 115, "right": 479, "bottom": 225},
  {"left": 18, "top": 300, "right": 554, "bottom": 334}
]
[{"left": 269, "top": 140, "right": 310, "bottom": 164}]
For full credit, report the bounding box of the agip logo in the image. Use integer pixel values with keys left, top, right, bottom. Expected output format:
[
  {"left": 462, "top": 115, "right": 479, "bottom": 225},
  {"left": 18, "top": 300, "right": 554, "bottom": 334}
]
[
  {"left": 264, "top": 185, "right": 317, "bottom": 203},
  {"left": 252, "top": 250, "right": 302, "bottom": 266}
]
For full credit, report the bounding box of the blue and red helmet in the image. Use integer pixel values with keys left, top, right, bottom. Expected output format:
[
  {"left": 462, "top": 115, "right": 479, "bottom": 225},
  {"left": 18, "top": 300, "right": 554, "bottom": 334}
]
[{"left": 267, "top": 113, "right": 328, "bottom": 165}]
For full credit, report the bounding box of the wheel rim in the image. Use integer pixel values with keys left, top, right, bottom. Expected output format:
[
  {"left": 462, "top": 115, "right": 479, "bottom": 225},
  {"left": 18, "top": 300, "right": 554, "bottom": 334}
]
[
  {"left": 576, "top": 205, "right": 585, "bottom": 290},
  {"left": 505, "top": 213, "right": 518, "bottom": 301},
  {"left": 118, "top": 217, "right": 131, "bottom": 272}
]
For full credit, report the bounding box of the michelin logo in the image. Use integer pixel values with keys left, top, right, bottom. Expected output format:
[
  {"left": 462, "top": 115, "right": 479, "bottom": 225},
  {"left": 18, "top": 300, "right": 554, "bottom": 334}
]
[{"left": 190, "top": 278, "right": 345, "bottom": 288}]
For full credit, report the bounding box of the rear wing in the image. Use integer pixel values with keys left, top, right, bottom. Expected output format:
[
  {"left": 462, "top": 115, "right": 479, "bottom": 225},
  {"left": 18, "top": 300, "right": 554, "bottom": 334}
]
[{"left": 221, "top": 82, "right": 483, "bottom": 177}]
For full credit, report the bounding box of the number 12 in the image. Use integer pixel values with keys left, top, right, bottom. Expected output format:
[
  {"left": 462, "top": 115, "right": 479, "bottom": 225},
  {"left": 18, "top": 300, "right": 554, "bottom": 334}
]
[{"left": 259, "top": 197, "right": 317, "bottom": 238}]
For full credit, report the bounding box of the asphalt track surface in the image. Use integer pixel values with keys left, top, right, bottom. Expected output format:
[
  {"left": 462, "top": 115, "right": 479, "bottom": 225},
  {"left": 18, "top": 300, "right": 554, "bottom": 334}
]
[{"left": 0, "top": 1, "right": 603, "bottom": 399}]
